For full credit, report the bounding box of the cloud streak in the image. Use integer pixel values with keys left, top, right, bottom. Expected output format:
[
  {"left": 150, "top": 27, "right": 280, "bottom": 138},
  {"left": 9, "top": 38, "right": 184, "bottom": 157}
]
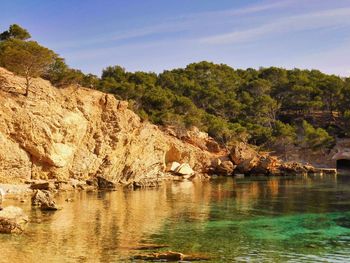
[
  {"left": 200, "top": 7, "right": 350, "bottom": 45},
  {"left": 51, "top": 0, "right": 296, "bottom": 50}
]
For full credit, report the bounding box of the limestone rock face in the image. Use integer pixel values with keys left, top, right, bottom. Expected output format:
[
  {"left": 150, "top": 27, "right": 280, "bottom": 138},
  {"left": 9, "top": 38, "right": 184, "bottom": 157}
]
[{"left": 0, "top": 68, "right": 222, "bottom": 184}]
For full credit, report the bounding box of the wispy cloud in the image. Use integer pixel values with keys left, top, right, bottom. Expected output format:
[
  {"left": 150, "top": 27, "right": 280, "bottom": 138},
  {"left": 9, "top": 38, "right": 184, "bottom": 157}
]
[
  {"left": 51, "top": 0, "right": 295, "bottom": 50},
  {"left": 178, "top": 0, "right": 296, "bottom": 20},
  {"left": 200, "top": 7, "right": 350, "bottom": 45},
  {"left": 48, "top": 0, "right": 350, "bottom": 76}
]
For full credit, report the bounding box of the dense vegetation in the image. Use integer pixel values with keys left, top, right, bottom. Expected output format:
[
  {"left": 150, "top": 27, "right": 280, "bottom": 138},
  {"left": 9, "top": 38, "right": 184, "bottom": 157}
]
[{"left": 1, "top": 24, "right": 349, "bottom": 153}]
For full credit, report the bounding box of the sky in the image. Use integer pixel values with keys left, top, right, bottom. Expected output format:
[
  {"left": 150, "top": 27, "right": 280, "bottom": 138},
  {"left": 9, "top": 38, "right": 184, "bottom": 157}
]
[{"left": 1, "top": 0, "right": 350, "bottom": 76}]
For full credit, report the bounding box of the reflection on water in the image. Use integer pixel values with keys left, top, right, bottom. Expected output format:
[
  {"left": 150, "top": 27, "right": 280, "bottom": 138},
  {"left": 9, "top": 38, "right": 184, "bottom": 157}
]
[{"left": 1, "top": 174, "right": 350, "bottom": 262}]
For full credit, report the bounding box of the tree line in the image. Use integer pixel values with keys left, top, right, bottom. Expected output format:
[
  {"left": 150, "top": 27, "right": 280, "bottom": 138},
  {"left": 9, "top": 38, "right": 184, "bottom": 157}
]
[{"left": 1, "top": 24, "right": 349, "bottom": 153}]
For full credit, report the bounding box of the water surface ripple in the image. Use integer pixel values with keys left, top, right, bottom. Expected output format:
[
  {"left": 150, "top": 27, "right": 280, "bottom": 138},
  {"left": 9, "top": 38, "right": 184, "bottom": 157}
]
[{"left": 1, "top": 174, "right": 350, "bottom": 262}]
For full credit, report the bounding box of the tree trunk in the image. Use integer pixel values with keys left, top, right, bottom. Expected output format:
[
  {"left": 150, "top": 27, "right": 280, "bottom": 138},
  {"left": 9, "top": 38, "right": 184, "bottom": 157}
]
[{"left": 25, "top": 75, "right": 30, "bottom": 97}]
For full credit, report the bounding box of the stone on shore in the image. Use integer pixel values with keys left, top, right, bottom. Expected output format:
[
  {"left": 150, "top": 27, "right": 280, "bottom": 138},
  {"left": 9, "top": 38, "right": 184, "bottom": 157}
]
[
  {"left": 166, "top": 161, "right": 181, "bottom": 172},
  {"left": 175, "top": 163, "right": 194, "bottom": 176},
  {"left": 0, "top": 206, "right": 28, "bottom": 234},
  {"left": 97, "top": 176, "right": 116, "bottom": 190}
]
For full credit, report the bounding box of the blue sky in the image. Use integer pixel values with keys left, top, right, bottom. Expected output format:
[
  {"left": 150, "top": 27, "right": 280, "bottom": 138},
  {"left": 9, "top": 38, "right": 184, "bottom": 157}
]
[{"left": 1, "top": 0, "right": 350, "bottom": 76}]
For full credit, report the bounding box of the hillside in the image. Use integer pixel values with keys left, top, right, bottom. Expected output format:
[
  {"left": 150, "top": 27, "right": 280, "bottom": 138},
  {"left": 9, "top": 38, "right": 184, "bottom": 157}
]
[{"left": 0, "top": 67, "right": 224, "bottom": 184}]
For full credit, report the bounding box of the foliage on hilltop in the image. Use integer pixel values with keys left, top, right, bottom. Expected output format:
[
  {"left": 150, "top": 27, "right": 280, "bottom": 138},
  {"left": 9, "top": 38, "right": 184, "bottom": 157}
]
[{"left": 96, "top": 62, "right": 349, "bottom": 152}]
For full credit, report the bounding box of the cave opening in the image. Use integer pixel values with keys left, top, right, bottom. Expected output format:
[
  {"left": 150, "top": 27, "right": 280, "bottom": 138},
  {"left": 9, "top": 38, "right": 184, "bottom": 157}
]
[{"left": 336, "top": 159, "right": 350, "bottom": 170}]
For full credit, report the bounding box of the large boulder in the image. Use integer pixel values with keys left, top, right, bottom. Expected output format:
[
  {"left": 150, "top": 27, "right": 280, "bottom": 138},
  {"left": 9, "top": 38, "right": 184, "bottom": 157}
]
[
  {"left": 212, "top": 159, "right": 236, "bottom": 176},
  {"left": 166, "top": 162, "right": 181, "bottom": 172},
  {"left": 31, "top": 190, "right": 59, "bottom": 211},
  {"left": 0, "top": 206, "right": 28, "bottom": 234},
  {"left": 175, "top": 163, "right": 194, "bottom": 176},
  {"left": 230, "top": 142, "right": 258, "bottom": 165}
]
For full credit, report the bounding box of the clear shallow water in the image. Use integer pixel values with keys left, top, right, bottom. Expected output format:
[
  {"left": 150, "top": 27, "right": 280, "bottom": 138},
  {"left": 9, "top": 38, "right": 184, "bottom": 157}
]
[{"left": 1, "top": 174, "right": 350, "bottom": 262}]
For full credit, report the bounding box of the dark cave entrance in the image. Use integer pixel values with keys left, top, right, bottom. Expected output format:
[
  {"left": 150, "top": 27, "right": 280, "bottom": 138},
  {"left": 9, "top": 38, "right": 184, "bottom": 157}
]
[{"left": 336, "top": 159, "right": 350, "bottom": 170}]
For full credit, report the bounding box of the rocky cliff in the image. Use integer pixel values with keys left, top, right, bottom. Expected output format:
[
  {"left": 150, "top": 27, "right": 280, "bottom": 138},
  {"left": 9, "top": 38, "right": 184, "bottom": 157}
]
[{"left": 0, "top": 68, "right": 224, "bottom": 184}]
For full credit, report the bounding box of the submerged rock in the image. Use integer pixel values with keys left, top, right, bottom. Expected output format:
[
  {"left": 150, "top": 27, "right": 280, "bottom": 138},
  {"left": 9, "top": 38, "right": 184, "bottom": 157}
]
[
  {"left": 134, "top": 251, "right": 184, "bottom": 261},
  {"left": 126, "top": 243, "right": 169, "bottom": 250},
  {"left": 31, "top": 190, "right": 59, "bottom": 211},
  {"left": 133, "top": 251, "right": 210, "bottom": 261},
  {"left": 0, "top": 206, "right": 28, "bottom": 234}
]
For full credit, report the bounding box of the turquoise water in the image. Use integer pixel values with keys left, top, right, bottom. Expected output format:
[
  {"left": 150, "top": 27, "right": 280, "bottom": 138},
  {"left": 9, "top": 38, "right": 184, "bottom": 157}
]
[{"left": 1, "top": 174, "right": 350, "bottom": 262}]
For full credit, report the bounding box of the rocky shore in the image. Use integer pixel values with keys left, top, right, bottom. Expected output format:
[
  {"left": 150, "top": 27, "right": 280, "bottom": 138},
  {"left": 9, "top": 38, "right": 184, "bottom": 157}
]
[
  {"left": 0, "top": 67, "right": 336, "bottom": 184},
  {"left": 0, "top": 67, "right": 337, "bottom": 235}
]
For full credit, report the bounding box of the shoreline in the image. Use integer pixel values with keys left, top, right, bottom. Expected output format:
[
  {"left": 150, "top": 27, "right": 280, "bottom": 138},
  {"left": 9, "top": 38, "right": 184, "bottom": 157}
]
[{"left": 0, "top": 168, "right": 338, "bottom": 201}]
